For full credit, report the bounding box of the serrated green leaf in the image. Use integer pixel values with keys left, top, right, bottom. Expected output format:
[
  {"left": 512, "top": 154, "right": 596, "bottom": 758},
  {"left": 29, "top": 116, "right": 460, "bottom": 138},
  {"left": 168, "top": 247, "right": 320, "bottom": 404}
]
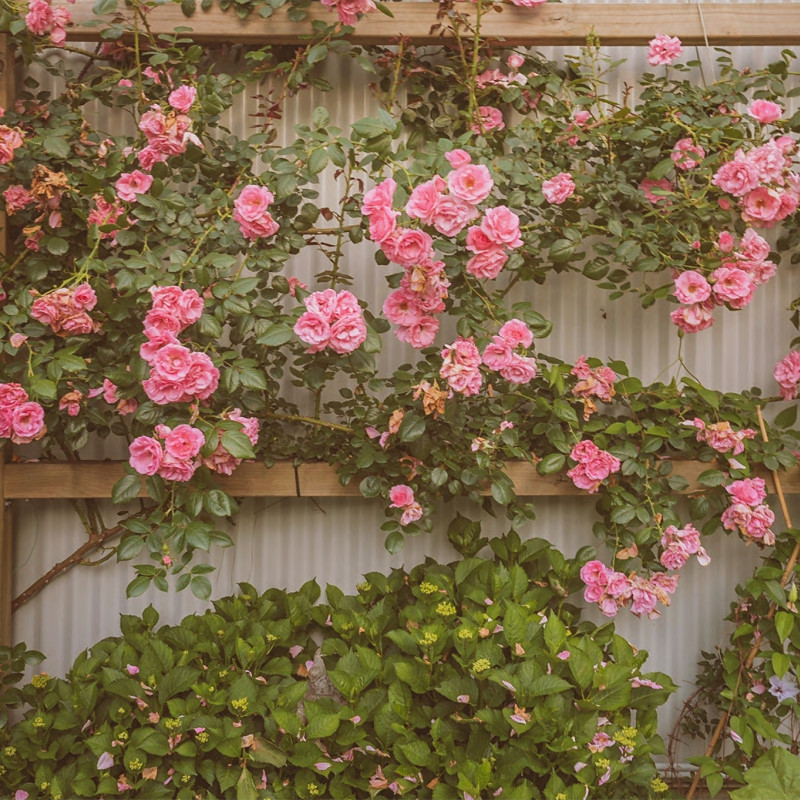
[{"left": 112, "top": 474, "right": 143, "bottom": 505}]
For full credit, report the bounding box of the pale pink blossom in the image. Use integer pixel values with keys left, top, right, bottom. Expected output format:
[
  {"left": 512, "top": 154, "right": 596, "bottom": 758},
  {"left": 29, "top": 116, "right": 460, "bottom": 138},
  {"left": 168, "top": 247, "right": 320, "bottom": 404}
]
[
  {"left": 748, "top": 99, "right": 782, "bottom": 124},
  {"left": 713, "top": 153, "right": 761, "bottom": 197},
  {"left": 480, "top": 205, "right": 522, "bottom": 248},
  {"left": 640, "top": 178, "right": 672, "bottom": 204},
  {"left": 405, "top": 176, "right": 445, "bottom": 225},
  {"left": 775, "top": 350, "right": 800, "bottom": 399},
  {"left": 647, "top": 34, "right": 683, "bottom": 66},
  {"left": 671, "top": 138, "right": 705, "bottom": 170},
  {"left": 168, "top": 85, "right": 197, "bottom": 113},
  {"left": 710, "top": 265, "right": 754, "bottom": 305},
  {"left": 466, "top": 248, "right": 508, "bottom": 280},
  {"left": 362, "top": 177, "right": 397, "bottom": 215},
  {"left": 445, "top": 149, "right": 471, "bottom": 169},
  {"left": 447, "top": 164, "right": 493, "bottom": 205},
  {"left": 673, "top": 271, "right": 711, "bottom": 304},
  {"left": 431, "top": 196, "right": 478, "bottom": 237},
  {"left": 670, "top": 302, "right": 714, "bottom": 334},
  {"left": 3, "top": 185, "right": 34, "bottom": 214},
  {"left": 164, "top": 424, "right": 205, "bottom": 460},
  {"left": 129, "top": 436, "right": 163, "bottom": 475},
  {"left": 567, "top": 440, "right": 621, "bottom": 493},
  {"left": 498, "top": 319, "right": 533, "bottom": 348},
  {"left": 471, "top": 106, "right": 505, "bottom": 134},
  {"left": 115, "top": 170, "right": 153, "bottom": 202},
  {"left": 541, "top": 172, "right": 575, "bottom": 204}
]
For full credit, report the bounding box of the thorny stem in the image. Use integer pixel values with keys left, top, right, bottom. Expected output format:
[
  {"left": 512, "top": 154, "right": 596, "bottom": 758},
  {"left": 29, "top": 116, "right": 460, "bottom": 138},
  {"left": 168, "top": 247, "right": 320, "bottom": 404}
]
[{"left": 265, "top": 410, "right": 353, "bottom": 434}]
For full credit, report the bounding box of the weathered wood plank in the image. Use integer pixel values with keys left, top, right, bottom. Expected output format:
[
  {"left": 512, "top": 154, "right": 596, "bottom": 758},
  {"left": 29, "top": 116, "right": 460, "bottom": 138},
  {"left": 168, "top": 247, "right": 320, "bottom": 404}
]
[
  {"left": 5, "top": 459, "right": 800, "bottom": 499},
  {"left": 65, "top": 2, "right": 800, "bottom": 46}
]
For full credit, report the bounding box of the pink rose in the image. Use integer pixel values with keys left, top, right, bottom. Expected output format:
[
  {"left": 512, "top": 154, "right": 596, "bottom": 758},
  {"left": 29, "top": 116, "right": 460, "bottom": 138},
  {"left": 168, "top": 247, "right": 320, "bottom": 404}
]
[
  {"left": 328, "top": 314, "right": 367, "bottom": 354},
  {"left": 580, "top": 560, "right": 609, "bottom": 586},
  {"left": 227, "top": 408, "right": 260, "bottom": 446},
  {"left": 400, "top": 503, "right": 424, "bottom": 526},
  {"left": 712, "top": 154, "right": 761, "bottom": 197},
  {"left": 508, "top": 0, "right": 547, "bottom": 7},
  {"left": 405, "top": 176, "right": 445, "bottom": 224},
  {"left": 447, "top": 164, "right": 493, "bottom": 205},
  {"left": 431, "top": 196, "right": 478, "bottom": 237},
  {"left": 152, "top": 343, "right": 192, "bottom": 381},
  {"left": 775, "top": 350, "right": 800, "bottom": 399},
  {"left": 748, "top": 99, "right": 782, "bottom": 124},
  {"left": 368, "top": 207, "right": 398, "bottom": 243},
  {"left": 168, "top": 85, "right": 197, "bottom": 113},
  {"left": 498, "top": 319, "right": 533, "bottom": 348},
  {"left": 647, "top": 34, "right": 683, "bottom": 66},
  {"left": 3, "top": 184, "right": 34, "bottom": 214},
  {"left": 158, "top": 452, "right": 197, "bottom": 482},
  {"left": 710, "top": 266, "right": 754, "bottom": 307},
  {"left": 671, "top": 138, "right": 705, "bottom": 170},
  {"left": 471, "top": 106, "right": 505, "bottom": 134},
  {"left": 480, "top": 205, "right": 522, "bottom": 248},
  {"left": 10, "top": 401, "right": 45, "bottom": 444},
  {"left": 129, "top": 436, "right": 163, "bottom": 476},
  {"left": 670, "top": 302, "right": 714, "bottom": 334},
  {"left": 726, "top": 477, "right": 766, "bottom": 507},
  {"left": 741, "top": 187, "right": 782, "bottom": 224},
  {"left": 183, "top": 352, "right": 219, "bottom": 400},
  {"left": 395, "top": 316, "right": 439, "bottom": 349},
  {"left": 498, "top": 354, "right": 537, "bottom": 384},
  {"left": 140, "top": 328, "right": 179, "bottom": 362},
  {"left": 362, "top": 177, "right": 396, "bottom": 215},
  {"left": 115, "top": 170, "right": 154, "bottom": 202},
  {"left": 384, "top": 228, "right": 434, "bottom": 268},
  {"left": 541, "top": 172, "right": 576, "bottom": 204},
  {"left": 389, "top": 484, "right": 415, "bottom": 507},
  {"left": 383, "top": 289, "right": 423, "bottom": 327},
  {"left": 673, "top": 271, "right": 711, "bottom": 304},
  {"left": 445, "top": 149, "right": 471, "bottom": 169},
  {"left": 164, "top": 424, "right": 205, "bottom": 459},
  {"left": 466, "top": 248, "right": 508, "bottom": 280},
  {"left": 482, "top": 340, "right": 514, "bottom": 371},
  {"left": 72, "top": 283, "right": 97, "bottom": 311},
  {"left": 507, "top": 54, "right": 525, "bottom": 70}
]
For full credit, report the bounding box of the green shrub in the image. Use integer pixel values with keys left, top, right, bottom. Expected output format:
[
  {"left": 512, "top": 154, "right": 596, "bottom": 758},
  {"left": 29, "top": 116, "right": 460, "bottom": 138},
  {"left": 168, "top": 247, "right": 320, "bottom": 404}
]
[{"left": 0, "top": 532, "right": 676, "bottom": 799}]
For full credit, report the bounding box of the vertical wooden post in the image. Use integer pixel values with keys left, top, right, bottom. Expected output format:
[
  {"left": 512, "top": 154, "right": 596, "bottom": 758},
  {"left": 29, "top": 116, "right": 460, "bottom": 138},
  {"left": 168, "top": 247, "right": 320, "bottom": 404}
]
[{"left": 0, "top": 33, "right": 14, "bottom": 646}]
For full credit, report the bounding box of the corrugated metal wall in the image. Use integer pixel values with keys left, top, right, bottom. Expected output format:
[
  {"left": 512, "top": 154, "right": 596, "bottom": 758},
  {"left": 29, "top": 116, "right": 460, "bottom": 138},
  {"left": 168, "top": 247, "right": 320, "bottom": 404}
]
[{"left": 9, "top": 0, "right": 800, "bottom": 764}]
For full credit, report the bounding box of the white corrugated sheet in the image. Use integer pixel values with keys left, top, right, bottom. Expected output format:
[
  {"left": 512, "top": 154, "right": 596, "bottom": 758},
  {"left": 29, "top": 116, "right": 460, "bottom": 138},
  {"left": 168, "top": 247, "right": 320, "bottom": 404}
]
[{"left": 9, "top": 1, "right": 800, "bottom": 766}]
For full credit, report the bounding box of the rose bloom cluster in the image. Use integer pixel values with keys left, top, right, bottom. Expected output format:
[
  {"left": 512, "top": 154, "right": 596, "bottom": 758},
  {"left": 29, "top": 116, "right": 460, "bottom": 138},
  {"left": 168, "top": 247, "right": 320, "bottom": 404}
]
[
  {"left": 481, "top": 319, "right": 537, "bottom": 385},
  {"left": 721, "top": 477, "right": 776, "bottom": 546},
  {"left": 129, "top": 423, "right": 205, "bottom": 482},
  {"left": 541, "top": 172, "right": 576, "bottom": 205},
  {"left": 135, "top": 95, "right": 200, "bottom": 171},
  {"left": 571, "top": 355, "right": 616, "bottom": 419},
  {"left": 712, "top": 130, "right": 799, "bottom": 228},
  {"left": 671, "top": 228, "right": 776, "bottom": 333},
  {"left": 320, "top": 0, "right": 375, "bottom": 25},
  {"left": 139, "top": 286, "right": 218, "bottom": 405},
  {"left": 580, "top": 560, "right": 679, "bottom": 619},
  {"left": 4, "top": 164, "right": 70, "bottom": 251},
  {"left": 388, "top": 484, "right": 423, "bottom": 527},
  {"left": 25, "top": 0, "right": 72, "bottom": 48},
  {"left": 660, "top": 524, "right": 710, "bottom": 570},
  {"left": 363, "top": 175, "right": 452, "bottom": 349},
  {"left": 233, "top": 185, "right": 279, "bottom": 242},
  {"left": 567, "top": 440, "right": 621, "bottom": 494},
  {"left": 294, "top": 289, "right": 367, "bottom": 354},
  {"left": 31, "top": 282, "right": 98, "bottom": 336},
  {"left": 690, "top": 417, "right": 755, "bottom": 455},
  {"left": 774, "top": 350, "right": 800, "bottom": 400},
  {"left": 0, "top": 383, "right": 46, "bottom": 445},
  {"left": 204, "top": 409, "right": 260, "bottom": 476},
  {"left": 440, "top": 337, "right": 483, "bottom": 397}
]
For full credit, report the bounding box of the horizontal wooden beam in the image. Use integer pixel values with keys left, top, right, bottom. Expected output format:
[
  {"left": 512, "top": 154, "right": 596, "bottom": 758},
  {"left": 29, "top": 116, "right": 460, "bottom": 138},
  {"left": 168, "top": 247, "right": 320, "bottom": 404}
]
[
  {"left": 6, "top": 460, "right": 800, "bottom": 500},
  {"left": 66, "top": 2, "right": 800, "bottom": 47}
]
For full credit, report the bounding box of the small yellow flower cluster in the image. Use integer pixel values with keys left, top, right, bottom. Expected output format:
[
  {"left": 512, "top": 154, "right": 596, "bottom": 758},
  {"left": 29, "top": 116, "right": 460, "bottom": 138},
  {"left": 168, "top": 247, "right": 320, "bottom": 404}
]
[
  {"left": 196, "top": 731, "right": 210, "bottom": 743},
  {"left": 164, "top": 718, "right": 182, "bottom": 732},
  {"left": 419, "top": 632, "right": 439, "bottom": 646},
  {"left": 650, "top": 776, "right": 669, "bottom": 793},
  {"left": 181, "top": 774, "right": 191, "bottom": 784},
  {"left": 472, "top": 658, "right": 491, "bottom": 673},
  {"left": 32, "top": 716, "right": 46, "bottom": 728},
  {"left": 356, "top": 581, "right": 371, "bottom": 592},
  {"left": 436, "top": 601, "right": 456, "bottom": 616},
  {"left": 616, "top": 726, "right": 638, "bottom": 748},
  {"left": 128, "top": 757, "right": 144, "bottom": 771},
  {"left": 420, "top": 581, "right": 439, "bottom": 595},
  {"left": 266, "top": 633, "right": 278, "bottom": 642},
  {"left": 231, "top": 697, "right": 249, "bottom": 714},
  {"left": 555, "top": 793, "right": 566, "bottom": 800},
  {"left": 307, "top": 782, "right": 321, "bottom": 796},
  {"left": 3, "top": 746, "right": 16, "bottom": 757},
  {"left": 457, "top": 627, "right": 474, "bottom": 640},
  {"left": 31, "top": 673, "right": 49, "bottom": 689},
  {"left": 595, "top": 757, "right": 610, "bottom": 770}
]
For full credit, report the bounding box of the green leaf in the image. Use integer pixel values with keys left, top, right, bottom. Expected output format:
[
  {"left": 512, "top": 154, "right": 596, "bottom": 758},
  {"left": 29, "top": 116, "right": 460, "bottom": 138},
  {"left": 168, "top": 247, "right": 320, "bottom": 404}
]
[
  {"left": 42, "top": 135, "right": 70, "bottom": 159},
  {"left": 190, "top": 576, "right": 212, "bottom": 600},
  {"left": 307, "top": 148, "right": 329, "bottom": 175},
  {"left": 528, "top": 675, "right": 572, "bottom": 696},
  {"left": 112, "top": 474, "right": 143, "bottom": 505},
  {"left": 205, "top": 489, "right": 232, "bottom": 517},
  {"left": 399, "top": 413, "right": 426, "bottom": 442},
  {"left": 730, "top": 748, "right": 800, "bottom": 800},
  {"left": 126, "top": 574, "right": 151, "bottom": 598},
  {"left": 552, "top": 399, "right": 579, "bottom": 426},
  {"left": 537, "top": 453, "right": 565, "bottom": 475},
  {"left": 394, "top": 660, "right": 430, "bottom": 693},
  {"left": 648, "top": 157, "right": 675, "bottom": 181},
  {"left": 117, "top": 534, "right": 144, "bottom": 562},
  {"left": 305, "top": 712, "right": 339, "bottom": 739},
  {"left": 93, "top": 0, "right": 118, "bottom": 13},
  {"left": 698, "top": 469, "right": 727, "bottom": 487},
  {"left": 222, "top": 430, "right": 256, "bottom": 459},
  {"left": 706, "top": 772, "right": 724, "bottom": 798},
  {"left": 249, "top": 738, "right": 287, "bottom": 767},
  {"left": 236, "top": 767, "right": 258, "bottom": 800},
  {"left": 306, "top": 44, "right": 328, "bottom": 65},
  {"left": 257, "top": 323, "right": 294, "bottom": 346},
  {"left": 397, "top": 738, "right": 431, "bottom": 767},
  {"left": 776, "top": 610, "right": 795, "bottom": 642},
  {"left": 775, "top": 405, "right": 798, "bottom": 429}
]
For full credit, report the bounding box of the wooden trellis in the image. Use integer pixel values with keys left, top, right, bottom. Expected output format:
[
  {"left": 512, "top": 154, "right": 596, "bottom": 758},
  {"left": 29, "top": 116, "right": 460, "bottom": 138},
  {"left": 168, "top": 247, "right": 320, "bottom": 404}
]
[{"left": 2, "top": 2, "right": 800, "bottom": 645}]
